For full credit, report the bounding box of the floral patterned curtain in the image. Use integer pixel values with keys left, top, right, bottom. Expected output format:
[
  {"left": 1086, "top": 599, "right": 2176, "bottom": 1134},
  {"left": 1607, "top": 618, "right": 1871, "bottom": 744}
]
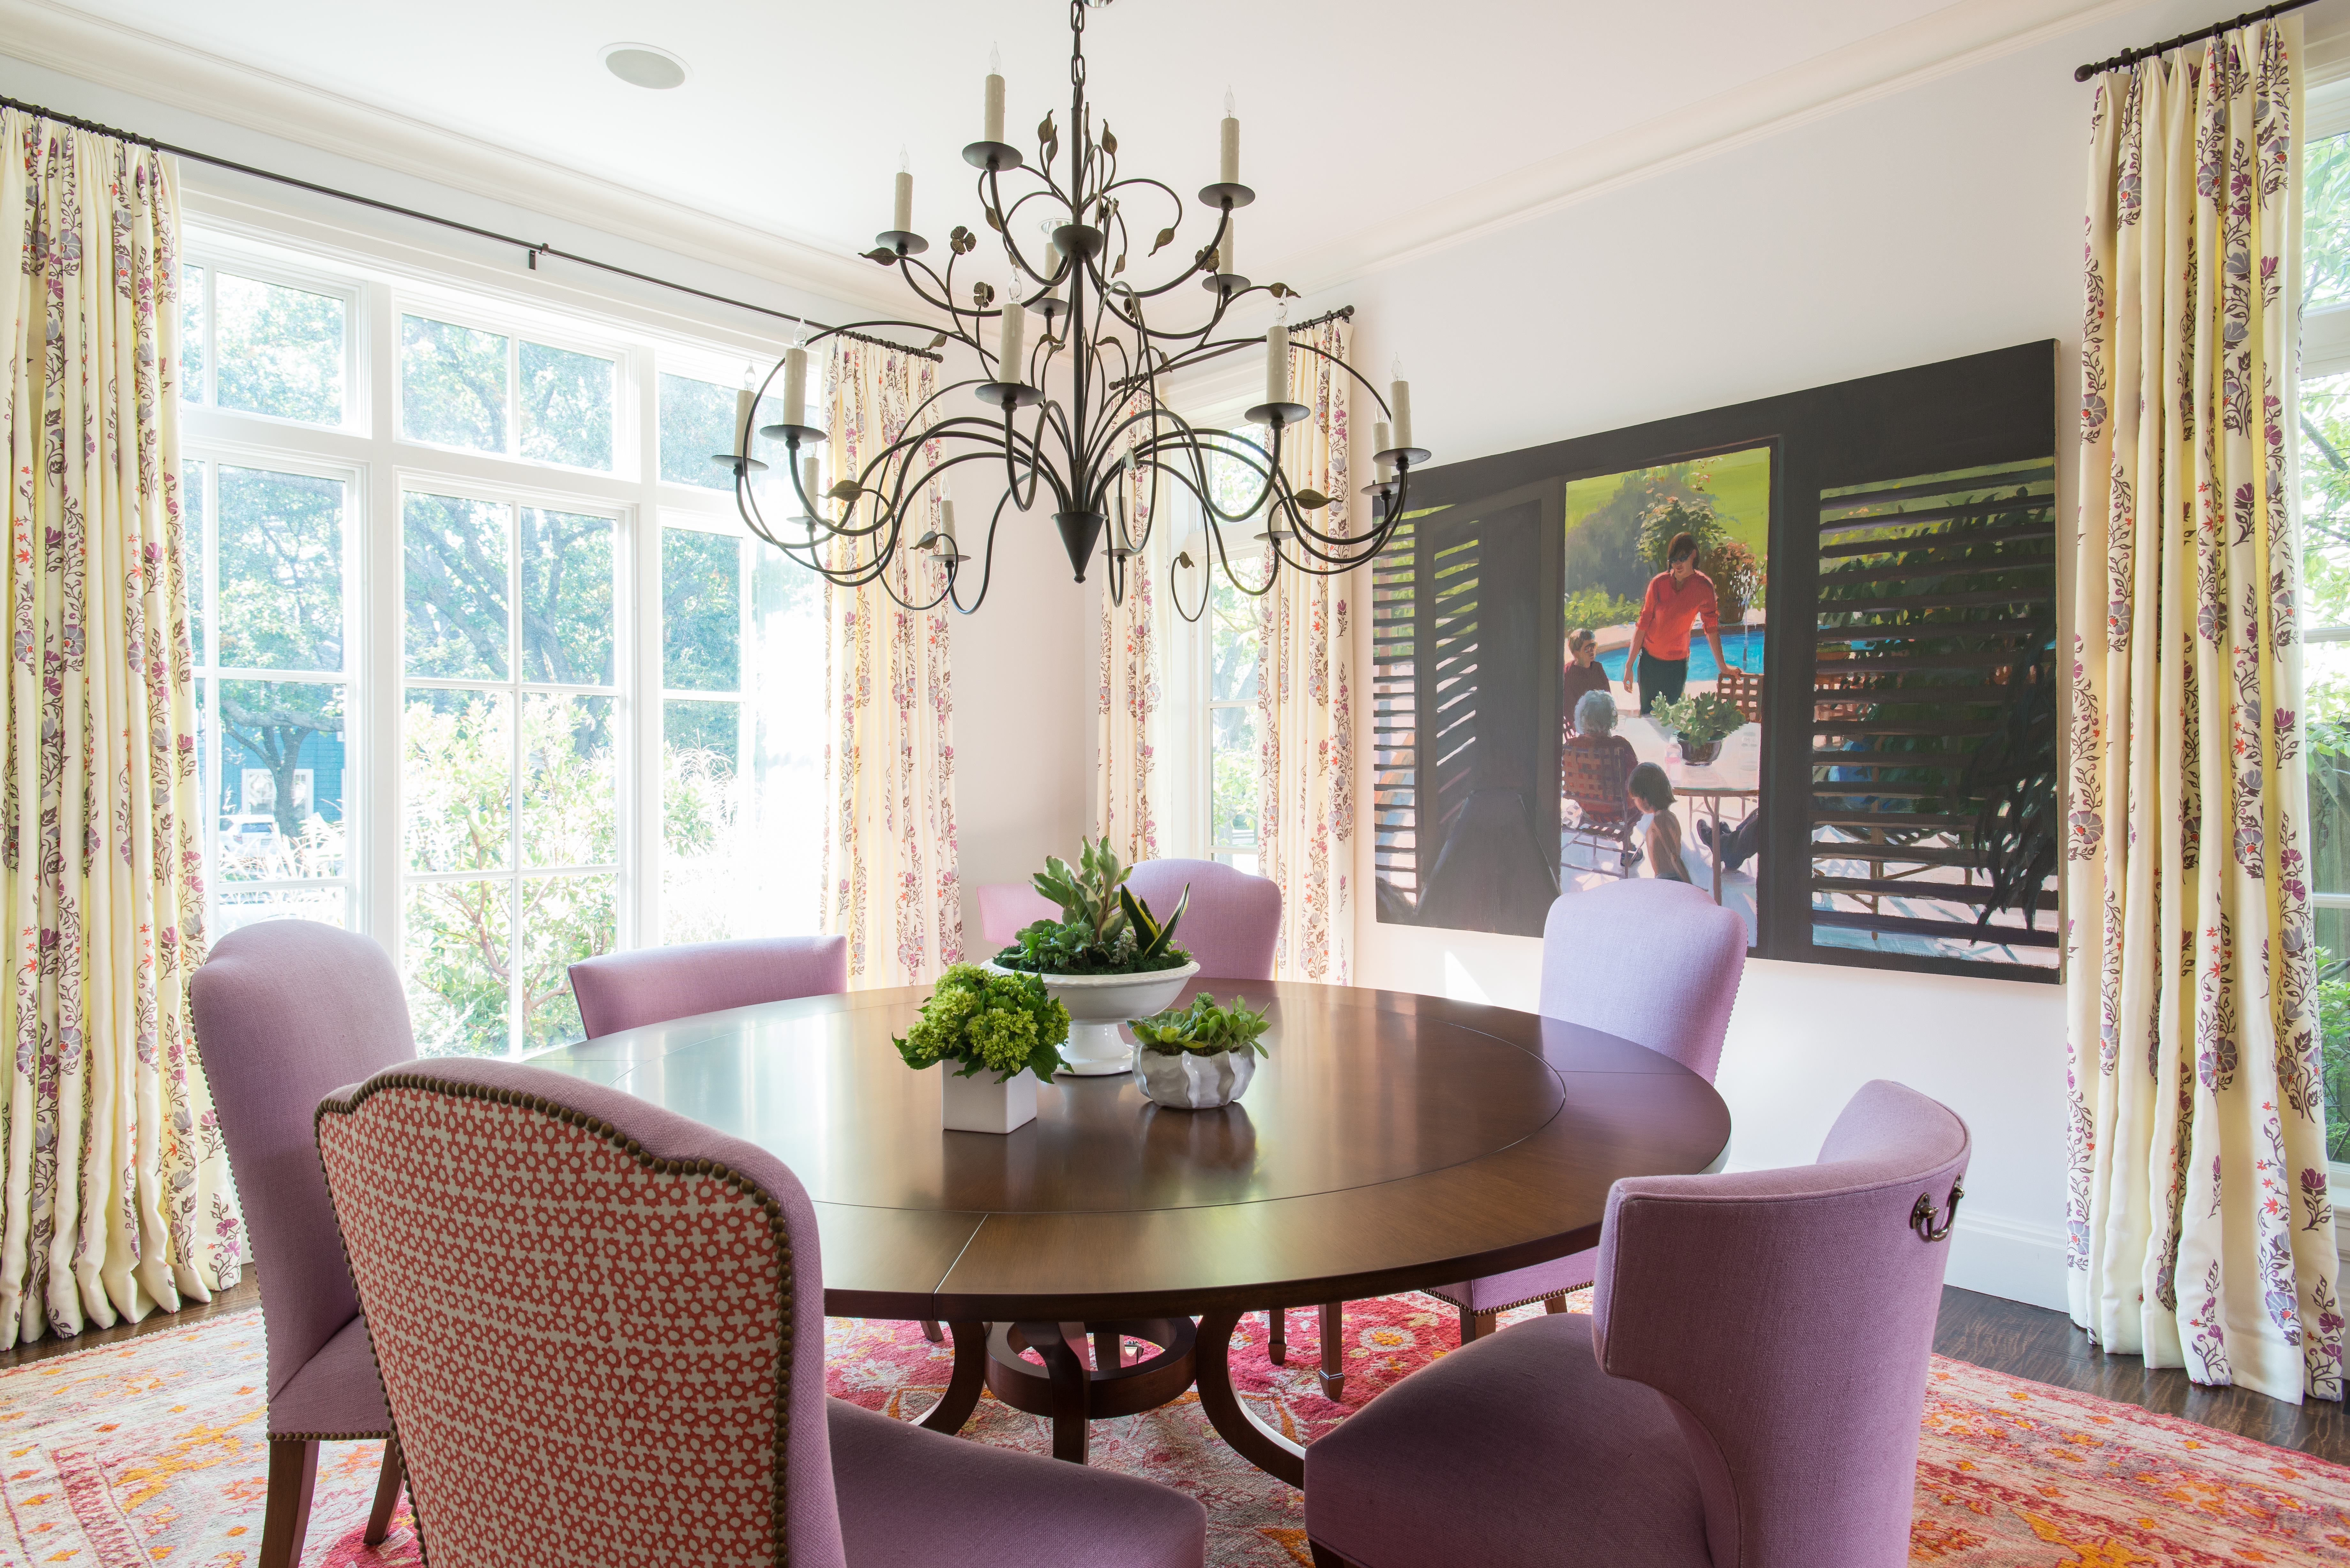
[
  {"left": 1256, "top": 317, "right": 1355, "bottom": 982},
  {"left": 1097, "top": 394, "right": 1167, "bottom": 863},
  {"left": 819, "top": 341, "right": 963, "bottom": 988},
  {"left": 0, "top": 109, "right": 237, "bottom": 1346},
  {"left": 2068, "top": 18, "right": 2342, "bottom": 1403}
]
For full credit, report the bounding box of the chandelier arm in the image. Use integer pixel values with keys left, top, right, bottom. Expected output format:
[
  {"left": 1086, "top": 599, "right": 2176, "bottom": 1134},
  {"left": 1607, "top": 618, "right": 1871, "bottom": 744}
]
[
  {"left": 1202, "top": 513, "right": 1279, "bottom": 600},
  {"left": 994, "top": 185, "right": 1078, "bottom": 288}
]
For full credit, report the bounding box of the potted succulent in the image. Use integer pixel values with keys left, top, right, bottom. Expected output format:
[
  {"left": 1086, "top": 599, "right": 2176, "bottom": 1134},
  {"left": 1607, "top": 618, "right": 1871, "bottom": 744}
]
[
  {"left": 1651, "top": 690, "right": 1746, "bottom": 767},
  {"left": 991, "top": 836, "right": 1198, "bottom": 1075},
  {"left": 1130, "top": 993, "right": 1272, "bottom": 1110},
  {"left": 893, "top": 963, "right": 1072, "bottom": 1134}
]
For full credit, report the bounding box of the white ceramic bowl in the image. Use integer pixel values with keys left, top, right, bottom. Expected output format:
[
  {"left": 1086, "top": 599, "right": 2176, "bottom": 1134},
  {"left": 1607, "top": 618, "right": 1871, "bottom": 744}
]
[{"left": 989, "top": 960, "right": 1200, "bottom": 1075}]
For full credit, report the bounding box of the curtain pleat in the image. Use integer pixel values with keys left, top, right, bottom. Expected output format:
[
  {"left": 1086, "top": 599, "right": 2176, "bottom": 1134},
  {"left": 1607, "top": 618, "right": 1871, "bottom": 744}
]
[
  {"left": 0, "top": 109, "right": 236, "bottom": 1346},
  {"left": 2067, "top": 18, "right": 2343, "bottom": 1402},
  {"left": 819, "top": 343, "right": 963, "bottom": 988},
  {"left": 1097, "top": 395, "right": 1167, "bottom": 864},
  {"left": 1255, "top": 318, "right": 1355, "bottom": 983}
]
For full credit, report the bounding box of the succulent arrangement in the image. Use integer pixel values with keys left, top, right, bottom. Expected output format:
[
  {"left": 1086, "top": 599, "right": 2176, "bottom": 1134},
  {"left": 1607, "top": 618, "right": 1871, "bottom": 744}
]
[
  {"left": 893, "top": 963, "right": 1072, "bottom": 1084},
  {"left": 1651, "top": 690, "right": 1747, "bottom": 750},
  {"left": 1130, "top": 993, "right": 1272, "bottom": 1058},
  {"left": 996, "top": 835, "right": 1192, "bottom": 976}
]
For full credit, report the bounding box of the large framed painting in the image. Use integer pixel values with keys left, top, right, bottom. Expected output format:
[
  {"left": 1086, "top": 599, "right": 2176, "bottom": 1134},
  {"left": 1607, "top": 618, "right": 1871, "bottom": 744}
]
[{"left": 1371, "top": 341, "right": 2058, "bottom": 982}]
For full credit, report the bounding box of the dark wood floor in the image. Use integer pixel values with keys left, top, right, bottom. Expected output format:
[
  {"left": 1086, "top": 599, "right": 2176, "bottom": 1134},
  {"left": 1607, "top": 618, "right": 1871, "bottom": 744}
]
[
  {"left": 1932, "top": 1284, "right": 2350, "bottom": 1464},
  {"left": 0, "top": 1268, "right": 260, "bottom": 1373},
  {"left": 4, "top": 1273, "right": 2343, "bottom": 1464}
]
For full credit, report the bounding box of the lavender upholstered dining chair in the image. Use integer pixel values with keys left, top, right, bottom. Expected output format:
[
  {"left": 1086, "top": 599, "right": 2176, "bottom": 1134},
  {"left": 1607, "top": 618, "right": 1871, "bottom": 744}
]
[
  {"left": 567, "top": 934, "right": 848, "bottom": 1039},
  {"left": 189, "top": 920, "right": 411, "bottom": 1568},
  {"left": 1126, "top": 858, "right": 1282, "bottom": 980},
  {"left": 314, "top": 1058, "right": 1208, "bottom": 1568},
  {"left": 1428, "top": 879, "right": 1746, "bottom": 1344},
  {"left": 977, "top": 882, "right": 1059, "bottom": 949},
  {"left": 1304, "top": 1079, "right": 1971, "bottom": 1568}
]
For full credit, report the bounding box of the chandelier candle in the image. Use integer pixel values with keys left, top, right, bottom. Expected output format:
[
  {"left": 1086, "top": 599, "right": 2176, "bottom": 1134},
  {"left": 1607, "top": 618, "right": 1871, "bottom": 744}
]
[
  {"left": 781, "top": 345, "right": 808, "bottom": 429},
  {"left": 1374, "top": 421, "right": 1393, "bottom": 483},
  {"left": 735, "top": 379, "right": 756, "bottom": 453},
  {"left": 999, "top": 299, "right": 1027, "bottom": 381},
  {"left": 1391, "top": 374, "right": 1413, "bottom": 452},
  {"left": 716, "top": 0, "right": 1428, "bottom": 613}
]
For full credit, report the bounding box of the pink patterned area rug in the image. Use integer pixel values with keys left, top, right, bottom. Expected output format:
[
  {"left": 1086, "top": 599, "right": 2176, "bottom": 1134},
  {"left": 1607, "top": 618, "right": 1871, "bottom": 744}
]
[{"left": 6, "top": 1293, "right": 2350, "bottom": 1565}]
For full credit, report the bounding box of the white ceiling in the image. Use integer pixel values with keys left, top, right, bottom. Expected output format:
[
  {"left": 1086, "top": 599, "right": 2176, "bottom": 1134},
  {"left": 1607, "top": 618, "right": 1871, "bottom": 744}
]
[{"left": 36, "top": 0, "right": 2124, "bottom": 299}]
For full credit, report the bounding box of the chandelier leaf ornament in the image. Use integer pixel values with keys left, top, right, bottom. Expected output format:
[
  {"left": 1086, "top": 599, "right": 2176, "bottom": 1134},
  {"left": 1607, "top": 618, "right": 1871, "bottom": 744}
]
[{"left": 715, "top": 0, "right": 1427, "bottom": 618}]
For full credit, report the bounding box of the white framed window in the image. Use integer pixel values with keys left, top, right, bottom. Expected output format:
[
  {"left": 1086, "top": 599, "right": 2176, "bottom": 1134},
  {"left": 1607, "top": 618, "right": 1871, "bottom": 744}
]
[
  {"left": 180, "top": 257, "right": 359, "bottom": 431},
  {"left": 184, "top": 448, "right": 359, "bottom": 937},
  {"left": 396, "top": 306, "right": 627, "bottom": 477},
  {"left": 1159, "top": 411, "right": 1275, "bottom": 871},
  {"left": 178, "top": 218, "right": 825, "bottom": 1058},
  {"left": 2298, "top": 70, "right": 2350, "bottom": 1173}
]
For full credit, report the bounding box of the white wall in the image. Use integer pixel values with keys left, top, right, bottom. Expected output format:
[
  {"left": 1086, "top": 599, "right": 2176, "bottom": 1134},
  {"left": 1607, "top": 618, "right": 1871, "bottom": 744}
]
[
  {"left": 944, "top": 462, "right": 1098, "bottom": 948},
  {"left": 1305, "top": 1, "right": 2271, "bottom": 1311}
]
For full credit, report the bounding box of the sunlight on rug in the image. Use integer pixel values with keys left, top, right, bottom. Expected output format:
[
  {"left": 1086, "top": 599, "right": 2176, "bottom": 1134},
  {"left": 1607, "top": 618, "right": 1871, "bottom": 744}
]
[{"left": 6, "top": 1292, "right": 2349, "bottom": 1566}]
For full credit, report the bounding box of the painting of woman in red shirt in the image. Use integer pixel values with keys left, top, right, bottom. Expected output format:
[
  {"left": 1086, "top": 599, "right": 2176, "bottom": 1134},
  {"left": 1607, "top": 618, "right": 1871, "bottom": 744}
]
[{"left": 1622, "top": 531, "right": 1727, "bottom": 716}]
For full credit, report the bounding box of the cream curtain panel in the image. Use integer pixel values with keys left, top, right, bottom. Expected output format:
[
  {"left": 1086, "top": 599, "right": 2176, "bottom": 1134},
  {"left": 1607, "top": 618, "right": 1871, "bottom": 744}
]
[
  {"left": 819, "top": 342, "right": 964, "bottom": 988},
  {"left": 0, "top": 109, "right": 237, "bottom": 1346},
  {"left": 2068, "top": 18, "right": 2343, "bottom": 1403},
  {"left": 1097, "top": 395, "right": 1170, "bottom": 864},
  {"left": 1256, "top": 317, "right": 1355, "bottom": 983}
]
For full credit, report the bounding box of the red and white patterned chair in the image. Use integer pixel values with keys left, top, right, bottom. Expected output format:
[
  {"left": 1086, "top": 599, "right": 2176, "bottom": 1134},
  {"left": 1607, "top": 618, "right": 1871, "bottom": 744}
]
[{"left": 313, "top": 1057, "right": 1207, "bottom": 1568}]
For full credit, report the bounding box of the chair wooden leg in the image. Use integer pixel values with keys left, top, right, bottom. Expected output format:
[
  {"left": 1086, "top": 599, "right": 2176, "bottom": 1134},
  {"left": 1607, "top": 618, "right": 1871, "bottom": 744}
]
[
  {"left": 364, "top": 1434, "right": 404, "bottom": 1546},
  {"left": 1310, "top": 1541, "right": 1355, "bottom": 1567},
  {"left": 1267, "top": 1306, "right": 1287, "bottom": 1365},
  {"left": 920, "top": 1318, "right": 944, "bottom": 1343},
  {"left": 1459, "top": 1306, "right": 1497, "bottom": 1345},
  {"left": 1543, "top": 1293, "right": 1570, "bottom": 1315},
  {"left": 259, "top": 1438, "right": 319, "bottom": 1568},
  {"left": 1317, "top": 1301, "right": 1346, "bottom": 1400}
]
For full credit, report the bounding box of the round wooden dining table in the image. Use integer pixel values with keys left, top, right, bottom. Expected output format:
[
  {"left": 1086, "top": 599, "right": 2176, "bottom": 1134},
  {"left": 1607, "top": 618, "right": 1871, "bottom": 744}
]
[{"left": 528, "top": 976, "right": 1731, "bottom": 1487}]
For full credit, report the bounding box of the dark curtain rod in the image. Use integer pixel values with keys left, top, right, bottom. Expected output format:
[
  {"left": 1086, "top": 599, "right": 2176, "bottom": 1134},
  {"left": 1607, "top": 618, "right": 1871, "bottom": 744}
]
[
  {"left": 0, "top": 91, "right": 941, "bottom": 361},
  {"left": 2073, "top": 0, "right": 2316, "bottom": 81}
]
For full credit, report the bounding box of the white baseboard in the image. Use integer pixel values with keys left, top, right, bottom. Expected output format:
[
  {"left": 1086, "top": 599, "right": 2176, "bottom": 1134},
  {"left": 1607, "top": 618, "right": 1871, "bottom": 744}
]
[{"left": 1944, "top": 1208, "right": 2069, "bottom": 1312}]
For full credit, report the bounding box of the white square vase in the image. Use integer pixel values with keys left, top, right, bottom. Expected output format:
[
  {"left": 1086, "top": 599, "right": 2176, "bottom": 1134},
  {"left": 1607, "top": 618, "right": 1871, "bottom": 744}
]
[{"left": 941, "top": 1066, "right": 1039, "bottom": 1134}]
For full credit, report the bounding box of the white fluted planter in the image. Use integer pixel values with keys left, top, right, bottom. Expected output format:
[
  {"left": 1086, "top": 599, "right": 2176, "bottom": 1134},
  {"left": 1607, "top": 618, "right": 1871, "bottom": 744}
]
[{"left": 1133, "top": 1046, "right": 1257, "bottom": 1110}]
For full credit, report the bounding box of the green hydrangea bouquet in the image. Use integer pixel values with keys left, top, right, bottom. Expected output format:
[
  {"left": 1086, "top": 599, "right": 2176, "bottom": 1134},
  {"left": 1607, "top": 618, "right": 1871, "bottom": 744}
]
[{"left": 893, "top": 963, "right": 1073, "bottom": 1083}]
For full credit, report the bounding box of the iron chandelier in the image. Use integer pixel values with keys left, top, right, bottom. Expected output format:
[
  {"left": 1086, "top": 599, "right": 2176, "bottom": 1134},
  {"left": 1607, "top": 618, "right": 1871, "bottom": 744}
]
[{"left": 716, "top": 0, "right": 1428, "bottom": 616}]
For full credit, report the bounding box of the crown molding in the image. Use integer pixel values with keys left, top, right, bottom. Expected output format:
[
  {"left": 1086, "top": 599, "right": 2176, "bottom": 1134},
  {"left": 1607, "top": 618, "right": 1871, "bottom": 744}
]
[
  {"left": 0, "top": 0, "right": 2221, "bottom": 310},
  {"left": 1282, "top": 0, "right": 2142, "bottom": 295},
  {"left": 0, "top": 0, "right": 908, "bottom": 318}
]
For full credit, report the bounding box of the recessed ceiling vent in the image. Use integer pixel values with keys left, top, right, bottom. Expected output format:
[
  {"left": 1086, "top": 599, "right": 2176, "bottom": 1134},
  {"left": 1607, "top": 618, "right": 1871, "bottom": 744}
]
[{"left": 601, "top": 43, "right": 689, "bottom": 90}]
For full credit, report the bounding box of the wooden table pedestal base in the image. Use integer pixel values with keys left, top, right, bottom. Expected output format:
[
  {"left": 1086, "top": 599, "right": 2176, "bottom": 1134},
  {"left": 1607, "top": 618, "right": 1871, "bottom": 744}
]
[{"left": 979, "top": 1318, "right": 1200, "bottom": 1463}]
